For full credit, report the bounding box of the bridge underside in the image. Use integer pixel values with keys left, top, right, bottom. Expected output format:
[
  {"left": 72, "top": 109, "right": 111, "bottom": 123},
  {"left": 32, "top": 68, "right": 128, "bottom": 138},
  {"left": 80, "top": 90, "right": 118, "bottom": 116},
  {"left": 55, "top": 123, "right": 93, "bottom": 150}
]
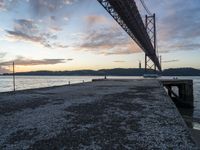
[{"left": 97, "top": 0, "right": 161, "bottom": 71}]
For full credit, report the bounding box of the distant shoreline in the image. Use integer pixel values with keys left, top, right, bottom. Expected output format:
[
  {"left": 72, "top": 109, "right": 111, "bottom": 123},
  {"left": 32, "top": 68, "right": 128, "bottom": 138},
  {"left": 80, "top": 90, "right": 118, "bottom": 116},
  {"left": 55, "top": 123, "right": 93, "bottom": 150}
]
[
  {"left": 1, "top": 67, "right": 200, "bottom": 76},
  {"left": 1, "top": 75, "right": 200, "bottom": 77}
]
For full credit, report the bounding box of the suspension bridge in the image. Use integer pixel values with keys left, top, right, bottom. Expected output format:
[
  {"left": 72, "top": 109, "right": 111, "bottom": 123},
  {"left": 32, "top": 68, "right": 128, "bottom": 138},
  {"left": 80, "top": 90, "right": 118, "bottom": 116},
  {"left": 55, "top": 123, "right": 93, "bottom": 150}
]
[
  {"left": 97, "top": 0, "right": 161, "bottom": 71},
  {"left": 0, "top": 1, "right": 198, "bottom": 149}
]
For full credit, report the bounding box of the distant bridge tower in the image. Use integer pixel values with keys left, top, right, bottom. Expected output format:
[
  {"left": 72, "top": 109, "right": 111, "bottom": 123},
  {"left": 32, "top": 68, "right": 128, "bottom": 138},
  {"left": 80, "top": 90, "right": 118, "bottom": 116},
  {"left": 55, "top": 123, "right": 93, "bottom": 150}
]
[{"left": 145, "top": 13, "right": 158, "bottom": 71}]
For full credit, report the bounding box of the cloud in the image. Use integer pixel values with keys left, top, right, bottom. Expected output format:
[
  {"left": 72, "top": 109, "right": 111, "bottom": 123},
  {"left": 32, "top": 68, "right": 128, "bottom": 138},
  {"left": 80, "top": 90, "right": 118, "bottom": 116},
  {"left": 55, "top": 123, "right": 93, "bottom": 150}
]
[
  {"left": 28, "top": 0, "right": 76, "bottom": 16},
  {"left": 85, "top": 15, "right": 109, "bottom": 26},
  {"left": 0, "top": 66, "right": 10, "bottom": 74},
  {"left": 49, "top": 26, "right": 62, "bottom": 33},
  {"left": 6, "top": 19, "right": 53, "bottom": 47},
  {"left": 159, "top": 42, "right": 200, "bottom": 53},
  {"left": 50, "top": 16, "right": 56, "bottom": 21},
  {"left": 67, "top": 58, "right": 73, "bottom": 61},
  {"left": 0, "top": 56, "right": 69, "bottom": 73},
  {"left": 63, "top": 16, "right": 69, "bottom": 21},
  {"left": 5, "top": 19, "right": 69, "bottom": 49},
  {"left": 76, "top": 27, "right": 141, "bottom": 55},
  {"left": 0, "top": 57, "right": 67, "bottom": 66},
  {"left": 0, "top": 52, "right": 9, "bottom": 73},
  {"left": 168, "top": 43, "right": 200, "bottom": 51},
  {"left": 7, "top": 30, "right": 45, "bottom": 44},
  {"left": 113, "top": 60, "right": 126, "bottom": 63},
  {"left": 162, "top": 59, "right": 179, "bottom": 63},
  {"left": 0, "top": 0, "right": 28, "bottom": 11},
  {"left": 0, "top": 52, "right": 6, "bottom": 58},
  {"left": 0, "top": 0, "right": 6, "bottom": 11},
  {"left": 156, "top": 0, "right": 200, "bottom": 53},
  {"left": 53, "top": 43, "right": 69, "bottom": 49}
]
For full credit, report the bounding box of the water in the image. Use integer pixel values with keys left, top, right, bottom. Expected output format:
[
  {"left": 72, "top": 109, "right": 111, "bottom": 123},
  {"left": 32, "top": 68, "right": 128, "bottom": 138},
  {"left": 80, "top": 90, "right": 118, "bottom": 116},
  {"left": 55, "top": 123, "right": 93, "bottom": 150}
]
[
  {"left": 0, "top": 75, "right": 199, "bottom": 126},
  {"left": 0, "top": 76, "right": 104, "bottom": 93}
]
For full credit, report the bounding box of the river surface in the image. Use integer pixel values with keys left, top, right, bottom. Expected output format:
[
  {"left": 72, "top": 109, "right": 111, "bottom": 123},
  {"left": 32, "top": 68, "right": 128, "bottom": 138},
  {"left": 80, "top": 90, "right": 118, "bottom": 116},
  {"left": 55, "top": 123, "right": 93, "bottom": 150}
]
[{"left": 0, "top": 75, "right": 199, "bottom": 129}]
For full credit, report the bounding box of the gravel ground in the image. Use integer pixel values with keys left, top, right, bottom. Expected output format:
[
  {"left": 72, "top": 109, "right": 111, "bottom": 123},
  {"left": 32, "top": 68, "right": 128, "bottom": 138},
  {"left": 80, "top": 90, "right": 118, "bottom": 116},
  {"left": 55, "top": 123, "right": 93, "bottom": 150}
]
[{"left": 0, "top": 79, "right": 198, "bottom": 149}]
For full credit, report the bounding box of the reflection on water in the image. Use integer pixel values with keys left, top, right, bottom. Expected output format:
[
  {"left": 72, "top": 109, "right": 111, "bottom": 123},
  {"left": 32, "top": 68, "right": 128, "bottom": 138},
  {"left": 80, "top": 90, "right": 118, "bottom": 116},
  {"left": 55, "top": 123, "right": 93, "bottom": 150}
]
[{"left": 0, "top": 76, "right": 104, "bottom": 92}]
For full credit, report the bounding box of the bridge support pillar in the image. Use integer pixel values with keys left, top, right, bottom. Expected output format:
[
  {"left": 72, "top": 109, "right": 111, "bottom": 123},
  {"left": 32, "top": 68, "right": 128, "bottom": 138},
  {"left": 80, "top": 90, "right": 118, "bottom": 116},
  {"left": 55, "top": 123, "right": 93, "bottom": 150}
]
[
  {"left": 145, "top": 54, "right": 156, "bottom": 72},
  {"left": 145, "top": 14, "right": 158, "bottom": 72}
]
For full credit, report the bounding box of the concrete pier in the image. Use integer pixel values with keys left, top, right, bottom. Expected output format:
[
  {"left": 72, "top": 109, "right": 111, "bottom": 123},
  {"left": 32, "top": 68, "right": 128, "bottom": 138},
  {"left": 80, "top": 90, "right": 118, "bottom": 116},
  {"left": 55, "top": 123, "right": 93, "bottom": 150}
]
[
  {"left": 161, "top": 79, "right": 194, "bottom": 107},
  {"left": 0, "top": 79, "right": 198, "bottom": 149}
]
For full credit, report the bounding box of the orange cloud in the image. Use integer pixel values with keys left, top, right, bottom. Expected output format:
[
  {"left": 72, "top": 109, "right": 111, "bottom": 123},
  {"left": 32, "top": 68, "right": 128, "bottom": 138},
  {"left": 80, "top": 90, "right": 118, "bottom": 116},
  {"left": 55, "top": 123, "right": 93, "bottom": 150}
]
[
  {"left": 85, "top": 15, "right": 110, "bottom": 26},
  {"left": 74, "top": 26, "right": 142, "bottom": 55}
]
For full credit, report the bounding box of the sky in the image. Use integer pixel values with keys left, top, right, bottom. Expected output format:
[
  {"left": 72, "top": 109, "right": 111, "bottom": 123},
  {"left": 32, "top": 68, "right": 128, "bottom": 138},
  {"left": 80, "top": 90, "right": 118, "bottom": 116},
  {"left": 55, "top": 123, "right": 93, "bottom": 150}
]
[{"left": 0, "top": 0, "right": 200, "bottom": 73}]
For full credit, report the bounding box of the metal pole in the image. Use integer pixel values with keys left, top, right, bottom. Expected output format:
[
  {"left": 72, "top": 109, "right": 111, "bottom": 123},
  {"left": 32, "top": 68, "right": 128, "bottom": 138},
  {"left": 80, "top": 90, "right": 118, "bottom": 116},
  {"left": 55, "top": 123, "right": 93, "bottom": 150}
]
[
  {"left": 145, "top": 54, "right": 147, "bottom": 71},
  {"left": 145, "top": 15, "right": 148, "bottom": 29},
  {"left": 154, "top": 64, "right": 156, "bottom": 72},
  {"left": 153, "top": 14, "right": 157, "bottom": 72},
  {"left": 145, "top": 15, "right": 148, "bottom": 72},
  {"left": 160, "top": 55, "right": 162, "bottom": 71},
  {"left": 153, "top": 14, "right": 157, "bottom": 52},
  {"left": 13, "top": 62, "right": 15, "bottom": 92}
]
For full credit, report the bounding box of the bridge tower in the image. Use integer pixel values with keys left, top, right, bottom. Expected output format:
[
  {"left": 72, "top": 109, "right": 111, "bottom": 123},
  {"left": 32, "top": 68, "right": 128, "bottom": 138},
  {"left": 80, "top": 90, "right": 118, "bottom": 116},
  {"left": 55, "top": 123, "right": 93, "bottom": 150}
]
[
  {"left": 97, "top": 0, "right": 161, "bottom": 71},
  {"left": 145, "top": 13, "right": 158, "bottom": 72}
]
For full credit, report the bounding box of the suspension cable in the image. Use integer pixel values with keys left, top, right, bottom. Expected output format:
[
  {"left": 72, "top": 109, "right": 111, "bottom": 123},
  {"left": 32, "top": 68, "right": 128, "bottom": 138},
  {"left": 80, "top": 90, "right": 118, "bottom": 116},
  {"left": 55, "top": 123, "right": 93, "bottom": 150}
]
[{"left": 139, "top": 0, "right": 152, "bottom": 15}]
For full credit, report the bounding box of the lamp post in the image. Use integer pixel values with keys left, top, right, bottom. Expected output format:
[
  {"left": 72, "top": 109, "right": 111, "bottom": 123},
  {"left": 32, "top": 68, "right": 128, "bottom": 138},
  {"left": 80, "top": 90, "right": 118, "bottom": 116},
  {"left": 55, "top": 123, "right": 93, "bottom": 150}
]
[{"left": 13, "top": 62, "right": 15, "bottom": 92}]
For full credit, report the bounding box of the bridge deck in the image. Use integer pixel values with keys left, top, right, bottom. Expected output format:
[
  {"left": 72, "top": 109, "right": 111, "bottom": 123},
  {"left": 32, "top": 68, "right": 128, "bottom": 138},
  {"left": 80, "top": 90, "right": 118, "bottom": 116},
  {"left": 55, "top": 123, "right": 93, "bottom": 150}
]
[
  {"left": 97, "top": 0, "right": 161, "bottom": 70},
  {"left": 0, "top": 79, "right": 197, "bottom": 149}
]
